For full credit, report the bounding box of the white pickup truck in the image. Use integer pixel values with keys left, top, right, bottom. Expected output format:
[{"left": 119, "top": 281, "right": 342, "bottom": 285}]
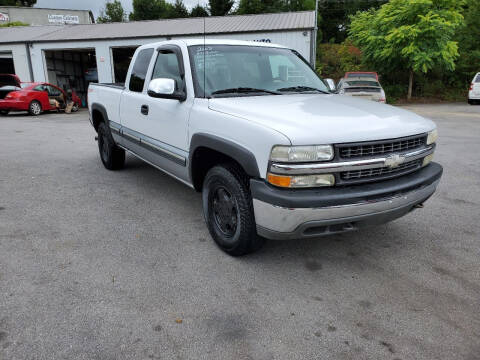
[{"left": 88, "top": 39, "right": 443, "bottom": 256}]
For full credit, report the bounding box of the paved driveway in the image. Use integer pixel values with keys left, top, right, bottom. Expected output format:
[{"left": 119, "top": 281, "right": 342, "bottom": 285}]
[{"left": 0, "top": 104, "right": 479, "bottom": 360}]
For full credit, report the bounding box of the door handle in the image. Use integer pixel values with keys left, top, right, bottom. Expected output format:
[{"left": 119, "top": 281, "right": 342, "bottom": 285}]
[{"left": 141, "top": 105, "right": 149, "bottom": 115}]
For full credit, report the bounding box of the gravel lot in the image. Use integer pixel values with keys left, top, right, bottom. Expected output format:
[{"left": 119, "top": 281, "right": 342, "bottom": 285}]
[{"left": 0, "top": 103, "right": 479, "bottom": 360}]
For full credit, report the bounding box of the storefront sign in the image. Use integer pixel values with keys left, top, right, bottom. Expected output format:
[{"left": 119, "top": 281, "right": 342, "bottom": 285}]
[
  {"left": 0, "top": 12, "right": 10, "bottom": 23},
  {"left": 48, "top": 14, "right": 79, "bottom": 24}
]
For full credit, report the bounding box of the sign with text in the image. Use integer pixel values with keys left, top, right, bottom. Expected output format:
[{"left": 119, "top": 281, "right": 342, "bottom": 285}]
[{"left": 48, "top": 14, "right": 79, "bottom": 24}]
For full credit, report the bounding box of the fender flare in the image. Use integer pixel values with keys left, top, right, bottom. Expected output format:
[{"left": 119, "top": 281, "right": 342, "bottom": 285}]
[
  {"left": 189, "top": 133, "right": 261, "bottom": 180},
  {"left": 90, "top": 103, "right": 109, "bottom": 131}
]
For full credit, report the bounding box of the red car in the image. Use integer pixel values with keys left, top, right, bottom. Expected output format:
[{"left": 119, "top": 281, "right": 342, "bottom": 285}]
[{"left": 0, "top": 74, "right": 81, "bottom": 116}]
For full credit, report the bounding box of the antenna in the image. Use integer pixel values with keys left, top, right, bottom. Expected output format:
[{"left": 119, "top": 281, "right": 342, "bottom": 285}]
[{"left": 203, "top": 16, "right": 206, "bottom": 98}]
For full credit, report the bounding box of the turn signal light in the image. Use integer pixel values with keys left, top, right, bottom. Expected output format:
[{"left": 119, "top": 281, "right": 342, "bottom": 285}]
[{"left": 267, "top": 173, "right": 292, "bottom": 188}]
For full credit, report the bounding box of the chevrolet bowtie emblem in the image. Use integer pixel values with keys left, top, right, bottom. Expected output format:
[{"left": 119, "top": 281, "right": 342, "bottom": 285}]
[{"left": 384, "top": 154, "right": 406, "bottom": 168}]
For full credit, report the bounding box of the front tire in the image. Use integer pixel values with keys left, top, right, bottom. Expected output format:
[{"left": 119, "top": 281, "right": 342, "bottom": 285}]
[
  {"left": 28, "top": 100, "right": 42, "bottom": 116},
  {"left": 97, "top": 122, "right": 125, "bottom": 170},
  {"left": 202, "top": 164, "right": 264, "bottom": 256},
  {"left": 0, "top": 110, "right": 9, "bottom": 116},
  {"left": 72, "top": 103, "right": 79, "bottom": 112}
]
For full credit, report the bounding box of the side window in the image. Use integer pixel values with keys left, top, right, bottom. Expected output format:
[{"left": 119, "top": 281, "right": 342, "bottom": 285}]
[
  {"left": 475, "top": 74, "right": 480, "bottom": 83},
  {"left": 34, "top": 85, "right": 46, "bottom": 92},
  {"left": 129, "top": 48, "right": 154, "bottom": 92},
  {"left": 151, "top": 50, "right": 183, "bottom": 90}
]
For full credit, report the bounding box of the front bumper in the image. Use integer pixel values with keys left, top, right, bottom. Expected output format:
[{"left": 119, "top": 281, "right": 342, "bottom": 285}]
[
  {"left": 251, "top": 162, "right": 442, "bottom": 240},
  {"left": 0, "top": 100, "right": 28, "bottom": 111}
]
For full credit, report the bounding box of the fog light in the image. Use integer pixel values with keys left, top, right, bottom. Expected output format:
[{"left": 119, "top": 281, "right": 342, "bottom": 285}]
[
  {"left": 267, "top": 173, "right": 335, "bottom": 188},
  {"left": 423, "top": 153, "right": 434, "bottom": 167}
]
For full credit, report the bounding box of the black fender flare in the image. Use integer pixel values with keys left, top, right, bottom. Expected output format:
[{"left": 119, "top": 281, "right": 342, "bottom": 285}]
[
  {"left": 90, "top": 103, "right": 109, "bottom": 131},
  {"left": 189, "top": 133, "right": 261, "bottom": 180}
]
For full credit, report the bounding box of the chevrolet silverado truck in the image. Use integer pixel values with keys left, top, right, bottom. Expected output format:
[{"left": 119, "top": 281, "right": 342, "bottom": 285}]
[{"left": 88, "top": 39, "right": 443, "bottom": 256}]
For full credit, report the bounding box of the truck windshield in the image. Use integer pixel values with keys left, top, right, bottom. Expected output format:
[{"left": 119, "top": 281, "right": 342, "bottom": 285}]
[{"left": 188, "top": 45, "right": 329, "bottom": 98}]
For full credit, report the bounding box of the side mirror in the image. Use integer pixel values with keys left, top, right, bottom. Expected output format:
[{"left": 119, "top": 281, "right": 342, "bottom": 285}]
[
  {"left": 324, "top": 78, "right": 336, "bottom": 92},
  {"left": 147, "top": 78, "right": 186, "bottom": 101}
]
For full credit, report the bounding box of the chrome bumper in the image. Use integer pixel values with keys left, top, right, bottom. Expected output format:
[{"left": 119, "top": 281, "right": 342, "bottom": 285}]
[{"left": 253, "top": 179, "right": 439, "bottom": 240}]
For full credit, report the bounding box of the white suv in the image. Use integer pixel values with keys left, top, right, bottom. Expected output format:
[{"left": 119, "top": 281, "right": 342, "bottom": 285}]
[{"left": 468, "top": 72, "right": 480, "bottom": 105}]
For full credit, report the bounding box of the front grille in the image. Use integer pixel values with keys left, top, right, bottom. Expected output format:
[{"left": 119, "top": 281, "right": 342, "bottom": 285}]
[
  {"left": 340, "top": 159, "right": 422, "bottom": 183},
  {"left": 337, "top": 134, "right": 426, "bottom": 159}
]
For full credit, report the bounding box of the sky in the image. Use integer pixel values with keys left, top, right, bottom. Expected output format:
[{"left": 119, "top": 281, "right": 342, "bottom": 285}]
[{"left": 34, "top": 0, "right": 207, "bottom": 19}]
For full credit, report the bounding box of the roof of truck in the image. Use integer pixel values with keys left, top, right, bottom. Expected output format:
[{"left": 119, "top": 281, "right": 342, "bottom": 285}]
[{"left": 143, "top": 39, "right": 289, "bottom": 49}]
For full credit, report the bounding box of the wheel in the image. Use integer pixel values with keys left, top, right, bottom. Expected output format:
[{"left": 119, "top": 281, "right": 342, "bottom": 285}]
[
  {"left": 72, "top": 103, "right": 79, "bottom": 112},
  {"left": 0, "top": 110, "right": 9, "bottom": 116},
  {"left": 202, "top": 164, "right": 264, "bottom": 256},
  {"left": 28, "top": 100, "right": 42, "bottom": 116},
  {"left": 97, "top": 122, "right": 125, "bottom": 170}
]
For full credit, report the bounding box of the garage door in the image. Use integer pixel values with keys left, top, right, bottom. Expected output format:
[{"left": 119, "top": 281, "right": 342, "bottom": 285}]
[{"left": 0, "top": 52, "right": 15, "bottom": 74}]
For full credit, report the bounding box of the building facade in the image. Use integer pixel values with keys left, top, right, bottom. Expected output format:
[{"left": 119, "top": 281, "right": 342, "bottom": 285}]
[
  {"left": 0, "top": 11, "right": 316, "bottom": 105},
  {"left": 0, "top": 7, "right": 94, "bottom": 26}
]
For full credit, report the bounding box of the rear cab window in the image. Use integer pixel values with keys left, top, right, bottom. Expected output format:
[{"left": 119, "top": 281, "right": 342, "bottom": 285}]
[{"left": 129, "top": 48, "right": 154, "bottom": 92}]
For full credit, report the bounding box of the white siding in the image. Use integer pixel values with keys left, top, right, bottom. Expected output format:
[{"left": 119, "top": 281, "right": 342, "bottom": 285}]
[{"left": 0, "top": 43, "right": 31, "bottom": 81}]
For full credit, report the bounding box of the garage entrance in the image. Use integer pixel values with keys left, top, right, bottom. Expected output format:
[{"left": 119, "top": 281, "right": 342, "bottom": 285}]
[
  {"left": 111, "top": 46, "right": 138, "bottom": 84},
  {"left": 44, "top": 48, "right": 96, "bottom": 107},
  {"left": 0, "top": 52, "right": 15, "bottom": 74}
]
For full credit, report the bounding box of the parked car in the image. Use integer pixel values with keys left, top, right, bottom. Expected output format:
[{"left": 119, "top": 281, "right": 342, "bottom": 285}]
[
  {"left": 88, "top": 39, "right": 442, "bottom": 256},
  {"left": 0, "top": 78, "right": 81, "bottom": 115},
  {"left": 345, "top": 72, "right": 379, "bottom": 81},
  {"left": 336, "top": 76, "right": 387, "bottom": 103},
  {"left": 468, "top": 72, "right": 480, "bottom": 105}
]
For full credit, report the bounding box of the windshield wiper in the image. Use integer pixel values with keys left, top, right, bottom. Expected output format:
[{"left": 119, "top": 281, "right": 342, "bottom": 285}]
[
  {"left": 277, "top": 86, "right": 330, "bottom": 94},
  {"left": 210, "top": 87, "right": 281, "bottom": 96}
]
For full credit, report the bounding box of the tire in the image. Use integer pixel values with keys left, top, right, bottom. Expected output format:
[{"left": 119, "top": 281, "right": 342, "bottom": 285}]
[
  {"left": 28, "top": 100, "right": 42, "bottom": 116},
  {"left": 202, "top": 164, "right": 264, "bottom": 256},
  {"left": 97, "top": 121, "right": 125, "bottom": 170},
  {"left": 0, "top": 110, "right": 9, "bottom": 116},
  {"left": 72, "top": 103, "right": 79, "bottom": 112}
]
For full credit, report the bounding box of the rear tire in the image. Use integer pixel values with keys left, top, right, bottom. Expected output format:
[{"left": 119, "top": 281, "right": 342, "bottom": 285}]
[
  {"left": 98, "top": 122, "right": 125, "bottom": 170},
  {"left": 28, "top": 100, "right": 42, "bottom": 116},
  {"left": 0, "top": 110, "right": 9, "bottom": 116},
  {"left": 72, "top": 103, "right": 79, "bottom": 112},
  {"left": 202, "top": 164, "right": 264, "bottom": 256}
]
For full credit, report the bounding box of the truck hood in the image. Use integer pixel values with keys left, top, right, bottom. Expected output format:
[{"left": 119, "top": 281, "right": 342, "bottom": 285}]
[{"left": 208, "top": 94, "right": 435, "bottom": 145}]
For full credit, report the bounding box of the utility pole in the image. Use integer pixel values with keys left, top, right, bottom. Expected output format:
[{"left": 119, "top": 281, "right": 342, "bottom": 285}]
[{"left": 312, "top": 0, "right": 319, "bottom": 68}]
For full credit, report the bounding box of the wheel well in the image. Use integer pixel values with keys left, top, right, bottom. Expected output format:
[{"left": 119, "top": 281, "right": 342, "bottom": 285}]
[
  {"left": 91, "top": 109, "right": 104, "bottom": 132},
  {"left": 190, "top": 147, "right": 247, "bottom": 191}
]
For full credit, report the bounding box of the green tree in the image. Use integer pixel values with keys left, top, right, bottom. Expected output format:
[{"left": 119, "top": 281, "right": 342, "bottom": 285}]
[
  {"left": 236, "top": 0, "right": 285, "bottom": 15},
  {"left": 0, "top": 21, "right": 28, "bottom": 27},
  {"left": 190, "top": 4, "right": 209, "bottom": 17},
  {"left": 318, "top": 0, "right": 387, "bottom": 44},
  {"left": 455, "top": 0, "right": 480, "bottom": 85},
  {"left": 349, "top": 0, "right": 465, "bottom": 100},
  {"left": 129, "top": 0, "right": 175, "bottom": 20},
  {"left": 170, "top": 0, "right": 189, "bottom": 18},
  {"left": 0, "top": 0, "right": 36, "bottom": 5},
  {"left": 208, "top": 0, "right": 234, "bottom": 16},
  {"left": 97, "top": 0, "right": 126, "bottom": 23}
]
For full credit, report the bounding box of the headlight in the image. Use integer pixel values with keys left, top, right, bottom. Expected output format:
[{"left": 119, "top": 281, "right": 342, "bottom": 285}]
[
  {"left": 267, "top": 173, "right": 335, "bottom": 188},
  {"left": 426, "top": 129, "right": 437, "bottom": 145},
  {"left": 270, "top": 145, "right": 333, "bottom": 163}
]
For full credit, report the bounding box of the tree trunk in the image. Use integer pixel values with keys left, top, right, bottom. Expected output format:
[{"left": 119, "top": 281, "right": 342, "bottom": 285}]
[{"left": 408, "top": 70, "right": 414, "bottom": 101}]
